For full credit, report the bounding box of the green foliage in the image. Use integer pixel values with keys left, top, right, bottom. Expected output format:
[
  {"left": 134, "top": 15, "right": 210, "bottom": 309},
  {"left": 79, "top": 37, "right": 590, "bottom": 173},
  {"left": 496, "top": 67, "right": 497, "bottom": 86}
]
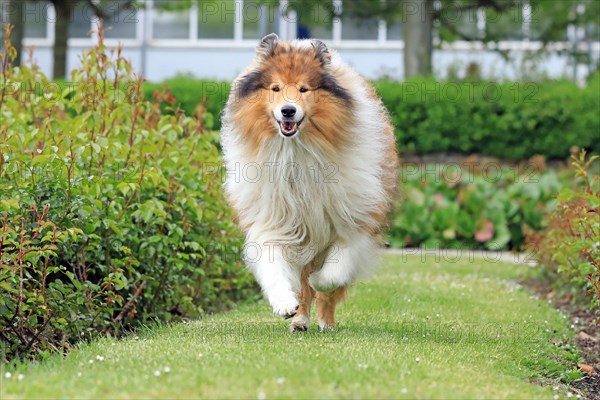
[
  {"left": 141, "top": 76, "right": 599, "bottom": 160},
  {"left": 0, "top": 26, "right": 256, "bottom": 361},
  {"left": 374, "top": 78, "right": 600, "bottom": 159},
  {"left": 143, "top": 77, "right": 230, "bottom": 131},
  {"left": 388, "top": 163, "right": 563, "bottom": 251},
  {"left": 529, "top": 151, "right": 600, "bottom": 310}
]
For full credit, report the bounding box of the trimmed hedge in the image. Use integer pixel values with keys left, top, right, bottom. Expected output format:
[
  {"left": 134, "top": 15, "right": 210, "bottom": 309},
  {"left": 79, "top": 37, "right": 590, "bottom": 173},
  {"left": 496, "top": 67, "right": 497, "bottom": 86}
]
[
  {"left": 0, "top": 31, "right": 257, "bottom": 361},
  {"left": 144, "top": 75, "right": 600, "bottom": 160},
  {"left": 375, "top": 77, "right": 600, "bottom": 159}
]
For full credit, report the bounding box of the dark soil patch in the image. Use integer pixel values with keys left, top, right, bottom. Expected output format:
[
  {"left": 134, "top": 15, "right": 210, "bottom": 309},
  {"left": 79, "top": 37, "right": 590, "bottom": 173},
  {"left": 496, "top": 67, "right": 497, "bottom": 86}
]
[{"left": 521, "top": 278, "right": 599, "bottom": 399}]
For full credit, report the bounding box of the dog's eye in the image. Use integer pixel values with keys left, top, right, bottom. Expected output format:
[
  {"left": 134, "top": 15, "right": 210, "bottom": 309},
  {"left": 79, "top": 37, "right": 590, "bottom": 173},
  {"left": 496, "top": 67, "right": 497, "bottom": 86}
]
[
  {"left": 272, "top": 86, "right": 280, "bottom": 92},
  {"left": 299, "top": 87, "right": 308, "bottom": 93}
]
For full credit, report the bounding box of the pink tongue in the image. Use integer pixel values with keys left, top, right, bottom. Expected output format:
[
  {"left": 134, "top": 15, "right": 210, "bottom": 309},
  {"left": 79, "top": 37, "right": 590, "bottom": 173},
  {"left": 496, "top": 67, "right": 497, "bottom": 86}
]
[{"left": 283, "top": 122, "right": 294, "bottom": 131}]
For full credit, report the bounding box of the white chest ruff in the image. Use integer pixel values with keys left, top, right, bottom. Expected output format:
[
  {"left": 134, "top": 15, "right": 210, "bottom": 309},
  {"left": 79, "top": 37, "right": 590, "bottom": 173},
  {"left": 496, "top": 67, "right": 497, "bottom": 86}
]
[{"left": 223, "top": 136, "right": 384, "bottom": 264}]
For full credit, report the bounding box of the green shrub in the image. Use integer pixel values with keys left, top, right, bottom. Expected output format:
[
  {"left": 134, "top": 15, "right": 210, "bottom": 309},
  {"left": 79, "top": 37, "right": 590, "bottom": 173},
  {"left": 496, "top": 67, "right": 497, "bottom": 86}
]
[
  {"left": 387, "top": 162, "right": 563, "bottom": 251},
  {"left": 0, "top": 26, "right": 257, "bottom": 361},
  {"left": 528, "top": 151, "right": 600, "bottom": 309},
  {"left": 142, "top": 76, "right": 599, "bottom": 160},
  {"left": 143, "top": 77, "right": 230, "bottom": 131},
  {"left": 373, "top": 78, "right": 599, "bottom": 159}
]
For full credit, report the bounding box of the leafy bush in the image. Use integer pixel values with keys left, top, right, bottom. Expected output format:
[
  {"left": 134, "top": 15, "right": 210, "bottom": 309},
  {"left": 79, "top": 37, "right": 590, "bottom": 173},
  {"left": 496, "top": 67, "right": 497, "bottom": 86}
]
[
  {"left": 143, "top": 77, "right": 230, "bottom": 131},
  {"left": 142, "top": 76, "right": 599, "bottom": 160},
  {"left": 0, "top": 26, "right": 256, "bottom": 361},
  {"left": 374, "top": 77, "right": 599, "bottom": 159},
  {"left": 527, "top": 151, "right": 600, "bottom": 309},
  {"left": 388, "top": 161, "right": 563, "bottom": 250}
]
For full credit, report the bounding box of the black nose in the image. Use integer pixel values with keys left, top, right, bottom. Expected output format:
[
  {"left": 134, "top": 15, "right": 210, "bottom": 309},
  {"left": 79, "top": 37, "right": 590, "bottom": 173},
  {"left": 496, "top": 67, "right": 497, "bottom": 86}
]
[{"left": 281, "top": 105, "right": 296, "bottom": 119}]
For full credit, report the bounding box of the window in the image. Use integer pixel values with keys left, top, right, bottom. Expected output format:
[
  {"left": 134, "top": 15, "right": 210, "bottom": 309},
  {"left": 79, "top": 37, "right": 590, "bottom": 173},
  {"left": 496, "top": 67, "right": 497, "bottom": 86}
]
[
  {"left": 70, "top": 2, "right": 93, "bottom": 38},
  {"left": 341, "top": 16, "right": 378, "bottom": 40},
  {"left": 450, "top": 7, "right": 480, "bottom": 39},
  {"left": 23, "top": 1, "right": 48, "bottom": 39},
  {"left": 387, "top": 21, "right": 402, "bottom": 41},
  {"left": 101, "top": 0, "right": 138, "bottom": 39},
  {"left": 153, "top": 0, "right": 190, "bottom": 39},
  {"left": 485, "top": 6, "right": 524, "bottom": 40},
  {"left": 296, "top": 1, "right": 333, "bottom": 40},
  {"left": 198, "top": 0, "right": 235, "bottom": 39},
  {"left": 243, "top": 0, "right": 279, "bottom": 40}
]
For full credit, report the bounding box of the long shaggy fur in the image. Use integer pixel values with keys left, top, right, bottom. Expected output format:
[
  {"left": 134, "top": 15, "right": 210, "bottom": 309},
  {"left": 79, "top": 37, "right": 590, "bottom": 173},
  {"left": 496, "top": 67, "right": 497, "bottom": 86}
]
[{"left": 220, "top": 34, "right": 398, "bottom": 330}]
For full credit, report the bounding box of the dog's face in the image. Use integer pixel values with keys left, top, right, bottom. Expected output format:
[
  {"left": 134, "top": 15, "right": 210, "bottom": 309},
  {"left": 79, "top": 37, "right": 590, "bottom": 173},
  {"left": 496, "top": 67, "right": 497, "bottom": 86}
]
[{"left": 231, "top": 34, "right": 353, "bottom": 148}]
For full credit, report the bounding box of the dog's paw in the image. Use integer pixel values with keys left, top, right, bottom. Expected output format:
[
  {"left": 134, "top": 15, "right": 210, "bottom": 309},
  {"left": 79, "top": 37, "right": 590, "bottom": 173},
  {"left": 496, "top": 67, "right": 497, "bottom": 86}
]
[
  {"left": 289, "top": 314, "right": 310, "bottom": 332},
  {"left": 318, "top": 319, "right": 336, "bottom": 331},
  {"left": 268, "top": 289, "right": 299, "bottom": 318}
]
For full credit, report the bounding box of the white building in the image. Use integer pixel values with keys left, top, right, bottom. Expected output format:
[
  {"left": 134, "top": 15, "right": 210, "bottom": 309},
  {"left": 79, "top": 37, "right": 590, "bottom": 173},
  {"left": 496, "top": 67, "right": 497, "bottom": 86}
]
[{"left": 3, "top": 0, "right": 599, "bottom": 82}]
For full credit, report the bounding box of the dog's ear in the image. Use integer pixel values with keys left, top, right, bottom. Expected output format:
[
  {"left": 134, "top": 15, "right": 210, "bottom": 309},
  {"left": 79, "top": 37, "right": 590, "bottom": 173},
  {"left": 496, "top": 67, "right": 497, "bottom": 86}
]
[
  {"left": 257, "top": 33, "right": 279, "bottom": 59},
  {"left": 311, "top": 39, "right": 331, "bottom": 66}
]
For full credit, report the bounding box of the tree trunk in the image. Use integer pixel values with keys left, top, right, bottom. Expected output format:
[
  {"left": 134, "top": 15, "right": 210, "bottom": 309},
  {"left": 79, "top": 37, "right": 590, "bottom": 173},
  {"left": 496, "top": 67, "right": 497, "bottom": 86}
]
[
  {"left": 402, "top": 0, "right": 434, "bottom": 78},
  {"left": 7, "top": 0, "right": 23, "bottom": 66},
  {"left": 53, "top": 0, "right": 73, "bottom": 79}
]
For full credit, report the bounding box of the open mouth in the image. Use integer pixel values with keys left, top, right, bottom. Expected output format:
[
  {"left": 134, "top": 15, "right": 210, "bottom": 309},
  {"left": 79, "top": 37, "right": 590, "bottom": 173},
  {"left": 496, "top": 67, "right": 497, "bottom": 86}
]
[{"left": 277, "top": 118, "right": 303, "bottom": 137}]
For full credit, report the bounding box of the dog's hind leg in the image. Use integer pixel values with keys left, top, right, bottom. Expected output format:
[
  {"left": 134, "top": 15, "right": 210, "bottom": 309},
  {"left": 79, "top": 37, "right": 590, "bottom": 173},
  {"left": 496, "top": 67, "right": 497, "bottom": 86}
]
[
  {"left": 289, "top": 264, "right": 316, "bottom": 332},
  {"left": 315, "top": 286, "right": 347, "bottom": 331},
  {"left": 308, "top": 233, "right": 379, "bottom": 292}
]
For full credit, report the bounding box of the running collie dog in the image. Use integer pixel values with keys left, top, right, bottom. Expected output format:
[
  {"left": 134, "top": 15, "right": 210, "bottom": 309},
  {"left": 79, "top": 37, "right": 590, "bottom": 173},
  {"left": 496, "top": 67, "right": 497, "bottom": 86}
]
[{"left": 220, "top": 33, "right": 398, "bottom": 331}]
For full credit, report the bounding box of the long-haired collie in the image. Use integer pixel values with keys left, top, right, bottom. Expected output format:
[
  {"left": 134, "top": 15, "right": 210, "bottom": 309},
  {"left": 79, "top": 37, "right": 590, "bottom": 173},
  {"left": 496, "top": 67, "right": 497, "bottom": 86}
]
[{"left": 220, "top": 33, "right": 398, "bottom": 331}]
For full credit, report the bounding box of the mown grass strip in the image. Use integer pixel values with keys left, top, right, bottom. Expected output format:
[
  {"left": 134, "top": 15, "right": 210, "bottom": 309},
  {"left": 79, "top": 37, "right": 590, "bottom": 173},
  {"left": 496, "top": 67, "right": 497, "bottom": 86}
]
[{"left": 1, "top": 254, "right": 577, "bottom": 399}]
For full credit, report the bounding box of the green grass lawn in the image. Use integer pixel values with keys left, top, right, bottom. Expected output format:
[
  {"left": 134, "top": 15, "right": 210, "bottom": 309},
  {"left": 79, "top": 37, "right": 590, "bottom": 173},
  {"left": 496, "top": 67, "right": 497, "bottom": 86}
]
[{"left": 1, "top": 254, "right": 580, "bottom": 399}]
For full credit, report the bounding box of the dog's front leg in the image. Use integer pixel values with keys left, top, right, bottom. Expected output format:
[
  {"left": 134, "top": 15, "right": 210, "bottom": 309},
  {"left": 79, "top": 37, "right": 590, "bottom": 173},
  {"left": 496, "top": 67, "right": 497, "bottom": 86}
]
[{"left": 244, "top": 241, "right": 300, "bottom": 318}]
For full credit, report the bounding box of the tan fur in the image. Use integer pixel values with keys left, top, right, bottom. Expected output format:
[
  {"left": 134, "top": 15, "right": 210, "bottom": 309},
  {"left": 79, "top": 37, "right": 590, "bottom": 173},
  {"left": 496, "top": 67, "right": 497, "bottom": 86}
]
[
  {"left": 315, "top": 286, "right": 347, "bottom": 330},
  {"left": 229, "top": 45, "right": 353, "bottom": 155},
  {"left": 289, "top": 264, "right": 316, "bottom": 331},
  {"left": 222, "top": 36, "right": 399, "bottom": 332}
]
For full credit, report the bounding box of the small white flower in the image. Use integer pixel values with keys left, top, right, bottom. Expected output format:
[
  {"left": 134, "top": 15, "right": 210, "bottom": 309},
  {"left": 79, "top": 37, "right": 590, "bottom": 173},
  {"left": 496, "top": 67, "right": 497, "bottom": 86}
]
[
  {"left": 415, "top": 357, "right": 421, "bottom": 363},
  {"left": 163, "top": 367, "right": 170, "bottom": 373},
  {"left": 17, "top": 374, "right": 24, "bottom": 381},
  {"left": 553, "top": 396, "right": 559, "bottom": 400},
  {"left": 153, "top": 370, "right": 161, "bottom": 377},
  {"left": 257, "top": 391, "right": 266, "bottom": 400},
  {"left": 77, "top": 372, "right": 82, "bottom": 377},
  {"left": 566, "top": 392, "right": 573, "bottom": 398},
  {"left": 96, "top": 355, "right": 104, "bottom": 361},
  {"left": 4, "top": 372, "right": 11, "bottom": 379},
  {"left": 276, "top": 377, "right": 285, "bottom": 385},
  {"left": 88, "top": 360, "right": 94, "bottom": 364},
  {"left": 36, "top": 149, "right": 42, "bottom": 154},
  {"left": 198, "top": 353, "right": 204, "bottom": 358}
]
